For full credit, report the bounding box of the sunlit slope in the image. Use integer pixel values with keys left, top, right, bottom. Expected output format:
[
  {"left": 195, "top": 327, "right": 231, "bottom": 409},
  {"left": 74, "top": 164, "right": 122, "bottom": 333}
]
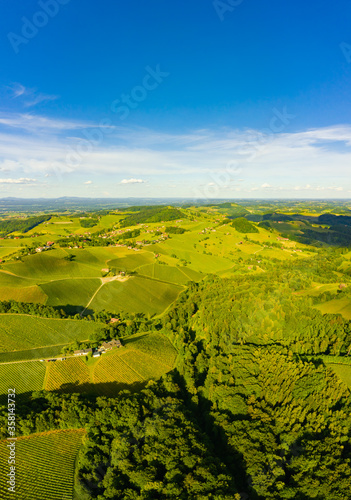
[{"left": 89, "top": 276, "right": 183, "bottom": 315}]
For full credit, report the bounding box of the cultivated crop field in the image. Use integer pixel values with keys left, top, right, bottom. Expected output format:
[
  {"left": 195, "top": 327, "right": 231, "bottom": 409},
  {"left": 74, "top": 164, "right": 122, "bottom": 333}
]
[
  {"left": 93, "top": 352, "right": 142, "bottom": 391},
  {"left": 0, "top": 362, "right": 46, "bottom": 400},
  {"left": 40, "top": 278, "right": 101, "bottom": 308},
  {"left": 45, "top": 357, "right": 91, "bottom": 393},
  {"left": 0, "top": 344, "right": 67, "bottom": 363},
  {"left": 0, "top": 429, "right": 85, "bottom": 500},
  {"left": 0, "top": 315, "right": 103, "bottom": 352},
  {"left": 92, "top": 332, "right": 177, "bottom": 393},
  {"left": 89, "top": 276, "right": 183, "bottom": 315},
  {"left": 0, "top": 284, "right": 47, "bottom": 303}
]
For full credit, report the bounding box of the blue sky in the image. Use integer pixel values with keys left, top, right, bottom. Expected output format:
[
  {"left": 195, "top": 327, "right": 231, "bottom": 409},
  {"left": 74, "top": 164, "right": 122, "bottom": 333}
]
[{"left": 0, "top": 0, "right": 351, "bottom": 199}]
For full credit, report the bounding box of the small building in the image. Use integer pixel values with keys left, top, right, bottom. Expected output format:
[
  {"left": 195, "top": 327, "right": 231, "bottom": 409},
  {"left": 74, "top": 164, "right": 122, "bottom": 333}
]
[
  {"left": 74, "top": 348, "right": 93, "bottom": 356},
  {"left": 93, "top": 352, "right": 101, "bottom": 358},
  {"left": 109, "top": 318, "right": 120, "bottom": 324},
  {"left": 99, "top": 339, "right": 122, "bottom": 353}
]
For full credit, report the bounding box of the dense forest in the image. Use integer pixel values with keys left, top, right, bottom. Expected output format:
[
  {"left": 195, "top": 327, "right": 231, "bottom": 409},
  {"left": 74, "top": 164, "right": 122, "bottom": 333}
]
[
  {"left": 120, "top": 207, "right": 185, "bottom": 227},
  {"left": 0, "top": 215, "right": 51, "bottom": 236}
]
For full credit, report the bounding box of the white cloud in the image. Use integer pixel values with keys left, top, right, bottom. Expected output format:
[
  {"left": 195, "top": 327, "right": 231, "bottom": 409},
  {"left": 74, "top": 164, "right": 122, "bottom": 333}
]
[
  {"left": 0, "top": 113, "right": 350, "bottom": 197},
  {"left": 0, "top": 178, "right": 36, "bottom": 184},
  {"left": 120, "top": 178, "right": 146, "bottom": 184},
  {"left": 84, "top": 180, "right": 92, "bottom": 184}
]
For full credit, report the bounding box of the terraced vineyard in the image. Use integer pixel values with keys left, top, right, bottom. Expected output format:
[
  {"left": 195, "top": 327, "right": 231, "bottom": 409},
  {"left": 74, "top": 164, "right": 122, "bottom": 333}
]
[
  {"left": 92, "top": 332, "right": 178, "bottom": 394},
  {"left": 0, "top": 315, "right": 103, "bottom": 352},
  {"left": 40, "top": 278, "right": 101, "bottom": 308},
  {"left": 89, "top": 276, "right": 183, "bottom": 315},
  {"left": 125, "top": 332, "right": 178, "bottom": 366},
  {"left": 45, "top": 357, "right": 91, "bottom": 393},
  {"left": 0, "top": 429, "right": 85, "bottom": 500},
  {"left": 93, "top": 351, "right": 142, "bottom": 390},
  {"left": 137, "top": 262, "right": 196, "bottom": 285},
  {"left": 0, "top": 362, "right": 46, "bottom": 401},
  {"left": 0, "top": 344, "right": 67, "bottom": 363}
]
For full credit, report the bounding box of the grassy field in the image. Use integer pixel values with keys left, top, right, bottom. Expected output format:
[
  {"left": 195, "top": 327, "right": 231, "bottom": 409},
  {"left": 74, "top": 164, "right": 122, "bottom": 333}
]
[
  {"left": 89, "top": 276, "right": 183, "bottom": 315},
  {"left": 2, "top": 249, "right": 99, "bottom": 279},
  {"left": 0, "top": 429, "right": 85, "bottom": 500},
  {"left": 327, "top": 363, "right": 351, "bottom": 388},
  {"left": 0, "top": 315, "right": 103, "bottom": 352},
  {"left": 0, "top": 361, "right": 46, "bottom": 399},
  {"left": 315, "top": 297, "right": 351, "bottom": 320}
]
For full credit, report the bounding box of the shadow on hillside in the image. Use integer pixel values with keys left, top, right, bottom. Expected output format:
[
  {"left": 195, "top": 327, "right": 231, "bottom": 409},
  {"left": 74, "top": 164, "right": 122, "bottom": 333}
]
[
  {"left": 52, "top": 379, "right": 149, "bottom": 397},
  {"left": 53, "top": 304, "right": 85, "bottom": 316},
  {"left": 122, "top": 333, "right": 150, "bottom": 346},
  {"left": 51, "top": 304, "right": 98, "bottom": 317},
  {"left": 170, "top": 368, "right": 256, "bottom": 500}
]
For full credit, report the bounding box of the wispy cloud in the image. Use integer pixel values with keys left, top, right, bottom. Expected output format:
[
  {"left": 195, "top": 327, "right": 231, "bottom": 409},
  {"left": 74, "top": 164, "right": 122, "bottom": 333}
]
[
  {"left": 0, "top": 177, "right": 37, "bottom": 184},
  {"left": 120, "top": 178, "right": 146, "bottom": 184},
  {"left": 0, "top": 111, "right": 350, "bottom": 197},
  {"left": 24, "top": 93, "right": 59, "bottom": 108},
  {"left": 10, "top": 83, "right": 26, "bottom": 98},
  {"left": 0, "top": 112, "right": 96, "bottom": 133},
  {"left": 8, "top": 83, "right": 59, "bottom": 108}
]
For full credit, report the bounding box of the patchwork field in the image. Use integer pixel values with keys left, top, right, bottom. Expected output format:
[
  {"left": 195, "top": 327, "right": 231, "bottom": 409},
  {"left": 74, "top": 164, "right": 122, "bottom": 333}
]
[
  {"left": 0, "top": 430, "right": 85, "bottom": 500},
  {"left": 0, "top": 332, "right": 178, "bottom": 398}
]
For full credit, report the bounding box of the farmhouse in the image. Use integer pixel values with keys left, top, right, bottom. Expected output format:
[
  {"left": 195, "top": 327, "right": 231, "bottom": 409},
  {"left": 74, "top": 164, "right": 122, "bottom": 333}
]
[
  {"left": 99, "top": 339, "right": 122, "bottom": 353},
  {"left": 74, "top": 348, "right": 93, "bottom": 356}
]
